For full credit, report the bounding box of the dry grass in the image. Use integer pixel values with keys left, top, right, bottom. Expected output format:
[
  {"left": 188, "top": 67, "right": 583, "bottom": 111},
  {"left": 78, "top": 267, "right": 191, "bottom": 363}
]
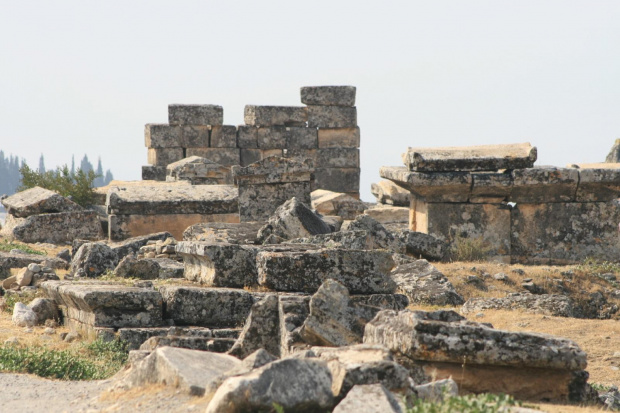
[{"left": 0, "top": 312, "right": 71, "bottom": 351}]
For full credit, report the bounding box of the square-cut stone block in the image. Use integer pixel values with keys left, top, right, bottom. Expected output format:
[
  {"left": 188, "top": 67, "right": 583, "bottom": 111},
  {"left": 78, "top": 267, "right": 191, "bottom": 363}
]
[
  {"left": 307, "top": 106, "right": 357, "bottom": 128},
  {"left": 240, "top": 149, "right": 262, "bottom": 166},
  {"left": 286, "top": 127, "right": 317, "bottom": 149},
  {"left": 314, "top": 168, "right": 360, "bottom": 193},
  {"left": 317, "top": 148, "right": 359, "bottom": 168},
  {"left": 168, "top": 104, "right": 223, "bottom": 126},
  {"left": 244, "top": 105, "right": 307, "bottom": 127},
  {"left": 301, "top": 86, "right": 356, "bottom": 106},
  {"left": 147, "top": 148, "right": 184, "bottom": 167},
  {"left": 257, "top": 127, "right": 287, "bottom": 149},
  {"left": 145, "top": 124, "right": 181, "bottom": 148},
  {"left": 210, "top": 125, "right": 238, "bottom": 148},
  {"left": 511, "top": 167, "right": 579, "bottom": 203},
  {"left": 318, "top": 127, "right": 360, "bottom": 148},
  {"left": 181, "top": 126, "right": 209, "bottom": 148},
  {"left": 186, "top": 148, "right": 240, "bottom": 167},
  {"left": 379, "top": 167, "right": 471, "bottom": 203},
  {"left": 237, "top": 126, "right": 258, "bottom": 148},
  {"left": 142, "top": 165, "right": 167, "bottom": 181}
]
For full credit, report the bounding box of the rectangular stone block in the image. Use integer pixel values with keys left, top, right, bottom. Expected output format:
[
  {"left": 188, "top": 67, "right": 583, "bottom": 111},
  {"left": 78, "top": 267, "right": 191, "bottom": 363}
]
[
  {"left": 301, "top": 86, "right": 356, "bottom": 106},
  {"left": 185, "top": 148, "right": 240, "bottom": 167},
  {"left": 511, "top": 167, "right": 579, "bottom": 203},
  {"left": 181, "top": 125, "right": 209, "bottom": 148},
  {"left": 1, "top": 186, "right": 82, "bottom": 218},
  {"left": 1, "top": 211, "right": 103, "bottom": 244},
  {"left": 284, "top": 149, "right": 317, "bottom": 164},
  {"left": 470, "top": 172, "right": 512, "bottom": 203},
  {"left": 237, "top": 126, "right": 258, "bottom": 148},
  {"left": 232, "top": 157, "right": 314, "bottom": 185},
  {"left": 166, "top": 157, "right": 232, "bottom": 185},
  {"left": 575, "top": 167, "right": 620, "bottom": 201},
  {"left": 314, "top": 168, "right": 360, "bottom": 193},
  {"left": 414, "top": 201, "right": 511, "bottom": 262},
  {"left": 142, "top": 165, "right": 166, "bottom": 181},
  {"left": 210, "top": 125, "right": 238, "bottom": 148},
  {"left": 257, "top": 127, "right": 287, "bottom": 149},
  {"left": 379, "top": 166, "right": 471, "bottom": 202},
  {"left": 238, "top": 181, "right": 312, "bottom": 222},
  {"left": 240, "top": 149, "right": 262, "bottom": 166},
  {"left": 159, "top": 285, "right": 254, "bottom": 328},
  {"left": 147, "top": 148, "right": 184, "bottom": 167},
  {"left": 402, "top": 142, "right": 537, "bottom": 172},
  {"left": 145, "top": 124, "right": 181, "bottom": 148},
  {"left": 307, "top": 106, "right": 357, "bottom": 128},
  {"left": 176, "top": 241, "right": 258, "bottom": 288},
  {"left": 257, "top": 248, "right": 396, "bottom": 294},
  {"left": 317, "top": 148, "right": 359, "bottom": 168},
  {"left": 168, "top": 104, "right": 223, "bottom": 126},
  {"left": 118, "top": 326, "right": 213, "bottom": 350},
  {"left": 244, "top": 105, "right": 307, "bottom": 127},
  {"left": 182, "top": 222, "right": 264, "bottom": 243},
  {"left": 511, "top": 201, "right": 620, "bottom": 264},
  {"left": 286, "top": 127, "right": 317, "bottom": 149},
  {"left": 317, "top": 127, "right": 360, "bottom": 148}
]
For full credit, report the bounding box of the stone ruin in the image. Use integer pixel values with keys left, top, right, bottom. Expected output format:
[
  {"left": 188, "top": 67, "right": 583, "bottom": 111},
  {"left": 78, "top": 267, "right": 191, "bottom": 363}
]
[{"left": 379, "top": 142, "right": 620, "bottom": 264}]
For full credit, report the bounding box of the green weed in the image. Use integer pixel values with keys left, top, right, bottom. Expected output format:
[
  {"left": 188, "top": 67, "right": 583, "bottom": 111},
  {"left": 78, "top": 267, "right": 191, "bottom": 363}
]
[
  {"left": 407, "top": 392, "right": 520, "bottom": 413},
  {"left": 450, "top": 235, "right": 491, "bottom": 262},
  {"left": 0, "top": 239, "right": 45, "bottom": 255}
]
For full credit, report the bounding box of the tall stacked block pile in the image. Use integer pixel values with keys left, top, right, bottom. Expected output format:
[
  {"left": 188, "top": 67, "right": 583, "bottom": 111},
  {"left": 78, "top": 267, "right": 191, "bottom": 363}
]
[{"left": 142, "top": 86, "right": 360, "bottom": 198}]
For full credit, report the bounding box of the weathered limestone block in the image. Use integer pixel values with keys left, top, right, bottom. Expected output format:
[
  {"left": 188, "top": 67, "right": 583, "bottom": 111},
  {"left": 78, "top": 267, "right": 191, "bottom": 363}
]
[
  {"left": 168, "top": 104, "right": 223, "bottom": 126},
  {"left": 183, "top": 222, "right": 262, "bottom": 243},
  {"left": 147, "top": 148, "right": 184, "bottom": 167},
  {"left": 402, "top": 142, "right": 537, "bottom": 172},
  {"left": 41, "top": 281, "right": 163, "bottom": 333},
  {"left": 1, "top": 186, "right": 82, "bottom": 218},
  {"left": 605, "top": 139, "right": 620, "bottom": 162},
  {"left": 395, "top": 230, "right": 447, "bottom": 261},
  {"left": 232, "top": 156, "right": 314, "bottom": 185},
  {"left": 239, "top": 148, "right": 261, "bottom": 166},
  {"left": 114, "top": 256, "right": 183, "bottom": 280},
  {"left": 511, "top": 167, "right": 579, "bottom": 203},
  {"left": 180, "top": 125, "right": 209, "bottom": 147},
  {"left": 314, "top": 167, "right": 360, "bottom": 194},
  {"left": 166, "top": 156, "right": 231, "bottom": 185},
  {"left": 257, "top": 248, "right": 396, "bottom": 294},
  {"left": 390, "top": 260, "right": 464, "bottom": 306},
  {"left": 341, "top": 214, "right": 404, "bottom": 253},
  {"left": 300, "top": 279, "right": 381, "bottom": 347},
  {"left": 370, "top": 180, "right": 411, "bottom": 206},
  {"left": 144, "top": 124, "right": 181, "bottom": 148},
  {"left": 120, "top": 347, "right": 238, "bottom": 396},
  {"left": 237, "top": 125, "right": 258, "bottom": 148},
  {"left": 109, "top": 232, "right": 173, "bottom": 260},
  {"left": 118, "top": 326, "right": 216, "bottom": 350},
  {"left": 286, "top": 127, "right": 318, "bottom": 149},
  {"left": 301, "top": 86, "right": 356, "bottom": 106},
  {"left": 228, "top": 295, "right": 280, "bottom": 358},
  {"left": 470, "top": 171, "right": 513, "bottom": 203},
  {"left": 176, "top": 241, "right": 257, "bottom": 287},
  {"left": 206, "top": 358, "right": 334, "bottom": 413},
  {"left": 257, "top": 126, "right": 308, "bottom": 149},
  {"left": 140, "top": 336, "right": 235, "bottom": 353},
  {"left": 1, "top": 211, "right": 102, "bottom": 244},
  {"left": 511, "top": 201, "right": 620, "bottom": 264},
  {"left": 350, "top": 294, "right": 409, "bottom": 311},
  {"left": 380, "top": 166, "right": 472, "bottom": 202},
  {"left": 238, "top": 182, "right": 313, "bottom": 222},
  {"left": 244, "top": 105, "right": 308, "bottom": 127},
  {"left": 413, "top": 201, "right": 511, "bottom": 262},
  {"left": 311, "top": 189, "right": 365, "bottom": 220},
  {"left": 0, "top": 251, "right": 67, "bottom": 280},
  {"left": 462, "top": 293, "right": 576, "bottom": 318},
  {"left": 141, "top": 165, "right": 166, "bottom": 181},
  {"left": 333, "top": 384, "right": 404, "bottom": 413},
  {"left": 287, "top": 230, "right": 378, "bottom": 252},
  {"left": 185, "top": 148, "right": 240, "bottom": 167},
  {"left": 106, "top": 184, "right": 238, "bottom": 215},
  {"left": 279, "top": 295, "right": 311, "bottom": 356},
  {"left": 70, "top": 242, "right": 119, "bottom": 277},
  {"left": 159, "top": 285, "right": 254, "bottom": 328},
  {"left": 257, "top": 197, "right": 332, "bottom": 242},
  {"left": 307, "top": 106, "right": 357, "bottom": 128},
  {"left": 28, "top": 297, "right": 60, "bottom": 325},
  {"left": 573, "top": 166, "right": 620, "bottom": 201},
  {"left": 317, "top": 127, "right": 360, "bottom": 148},
  {"left": 364, "top": 205, "right": 409, "bottom": 225},
  {"left": 209, "top": 125, "right": 237, "bottom": 148},
  {"left": 12, "top": 302, "right": 36, "bottom": 327},
  {"left": 284, "top": 148, "right": 318, "bottom": 165},
  {"left": 317, "top": 148, "right": 359, "bottom": 169}
]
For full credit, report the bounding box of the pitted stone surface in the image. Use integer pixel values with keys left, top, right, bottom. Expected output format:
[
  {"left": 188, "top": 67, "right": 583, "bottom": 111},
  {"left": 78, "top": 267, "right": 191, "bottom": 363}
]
[
  {"left": 182, "top": 222, "right": 263, "bottom": 244},
  {"left": 301, "top": 86, "right": 356, "bottom": 106},
  {"left": 70, "top": 242, "right": 119, "bottom": 277},
  {"left": 341, "top": 214, "right": 405, "bottom": 253},
  {"left": 244, "top": 105, "right": 307, "bottom": 127},
  {"left": 228, "top": 295, "right": 280, "bottom": 358},
  {"left": 1, "top": 211, "right": 102, "bottom": 244},
  {"left": 1, "top": 186, "right": 82, "bottom": 218},
  {"left": 462, "top": 293, "right": 576, "bottom": 318},
  {"left": 257, "top": 197, "right": 331, "bottom": 242},
  {"left": 395, "top": 230, "right": 447, "bottom": 261},
  {"left": 370, "top": 180, "right": 411, "bottom": 206},
  {"left": 165, "top": 156, "right": 231, "bottom": 185},
  {"left": 333, "top": 384, "right": 404, "bottom": 413},
  {"left": 168, "top": 104, "right": 223, "bottom": 126},
  {"left": 232, "top": 156, "right": 314, "bottom": 185},
  {"left": 380, "top": 166, "right": 472, "bottom": 202},
  {"left": 390, "top": 260, "right": 464, "bottom": 306},
  {"left": 311, "top": 189, "right": 365, "bottom": 220}
]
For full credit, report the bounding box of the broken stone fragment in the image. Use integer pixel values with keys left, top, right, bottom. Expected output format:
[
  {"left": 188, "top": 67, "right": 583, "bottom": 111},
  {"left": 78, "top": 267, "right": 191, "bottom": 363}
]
[
  {"left": 12, "top": 302, "right": 36, "bottom": 327},
  {"left": 70, "top": 242, "right": 118, "bottom": 277},
  {"left": 402, "top": 142, "right": 537, "bottom": 172},
  {"left": 206, "top": 358, "right": 334, "bottom": 413},
  {"left": 390, "top": 260, "right": 464, "bottom": 306},
  {"left": 370, "top": 180, "right": 411, "bottom": 206},
  {"left": 341, "top": 214, "right": 405, "bottom": 253},
  {"left": 114, "top": 255, "right": 183, "bottom": 280},
  {"left": 228, "top": 295, "right": 280, "bottom": 359},
  {"left": 395, "top": 230, "right": 447, "bottom": 261},
  {"left": 462, "top": 293, "right": 576, "bottom": 318},
  {"left": 182, "top": 222, "right": 263, "bottom": 244},
  {"left": 311, "top": 189, "right": 365, "bottom": 220},
  {"left": 1, "top": 211, "right": 102, "bottom": 244},
  {"left": 257, "top": 197, "right": 332, "bottom": 243},
  {"left": 139, "top": 336, "right": 235, "bottom": 353},
  {"left": 278, "top": 295, "right": 311, "bottom": 357},
  {"left": 168, "top": 104, "right": 223, "bottom": 126},
  {"left": 301, "top": 86, "right": 356, "bottom": 107},
  {"left": 1, "top": 186, "right": 82, "bottom": 218},
  {"left": 165, "top": 156, "right": 231, "bottom": 185},
  {"left": 0, "top": 250, "right": 67, "bottom": 280},
  {"left": 605, "top": 139, "right": 620, "bottom": 162},
  {"left": 287, "top": 230, "right": 379, "bottom": 251},
  {"left": 300, "top": 279, "right": 381, "bottom": 347},
  {"left": 333, "top": 383, "right": 405, "bottom": 413},
  {"left": 27, "top": 298, "right": 59, "bottom": 325}
]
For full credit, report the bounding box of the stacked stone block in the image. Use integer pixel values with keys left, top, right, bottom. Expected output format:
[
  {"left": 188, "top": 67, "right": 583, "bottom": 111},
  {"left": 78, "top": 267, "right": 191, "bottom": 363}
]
[{"left": 142, "top": 86, "right": 360, "bottom": 198}]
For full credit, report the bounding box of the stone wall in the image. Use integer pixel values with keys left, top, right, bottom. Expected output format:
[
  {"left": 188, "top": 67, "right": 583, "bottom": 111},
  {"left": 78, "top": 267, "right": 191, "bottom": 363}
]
[{"left": 142, "top": 86, "right": 360, "bottom": 199}]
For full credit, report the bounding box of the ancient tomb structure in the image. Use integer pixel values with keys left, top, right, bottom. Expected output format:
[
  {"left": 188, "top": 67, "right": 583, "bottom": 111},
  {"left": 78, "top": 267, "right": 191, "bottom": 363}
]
[
  {"left": 381, "top": 142, "right": 620, "bottom": 264},
  {"left": 142, "top": 85, "right": 360, "bottom": 198}
]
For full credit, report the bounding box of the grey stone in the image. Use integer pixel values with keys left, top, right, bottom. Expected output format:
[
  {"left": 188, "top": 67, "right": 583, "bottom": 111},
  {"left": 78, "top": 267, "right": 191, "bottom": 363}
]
[
  {"left": 317, "top": 148, "right": 359, "bottom": 168},
  {"left": 333, "top": 384, "right": 404, "bottom": 413},
  {"left": 119, "top": 346, "right": 239, "bottom": 396},
  {"left": 206, "top": 358, "right": 334, "bottom": 413},
  {"left": 470, "top": 171, "right": 513, "bottom": 203},
  {"left": 12, "top": 302, "right": 36, "bottom": 327},
  {"left": 232, "top": 156, "right": 314, "bottom": 185},
  {"left": 184, "top": 148, "right": 240, "bottom": 167},
  {"left": 183, "top": 222, "right": 263, "bottom": 244},
  {"left": 144, "top": 124, "right": 181, "bottom": 148},
  {"left": 574, "top": 166, "right": 620, "bottom": 202},
  {"left": 390, "top": 261, "right": 464, "bottom": 306},
  {"left": 180, "top": 125, "right": 209, "bottom": 147},
  {"left": 301, "top": 86, "right": 356, "bottom": 107},
  {"left": 168, "top": 104, "right": 223, "bottom": 126},
  {"left": 228, "top": 295, "right": 280, "bottom": 358},
  {"left": 159, "top": 285, "right": 254, "bottom": 328},
  {"left": 363, "top": 205, "right": 409, "bottom": 225},
  {"left": 307, "top": 106, "right": 357, "bottom": 128},
  {"left": 1, "top": 186, "right": 82, "bottom": 218},
  {"left": 278, "top": 295, "right": 311, "bottom": 357},
  {"left": 511, "top": 167, "right": 579, "bottom": 203},
  {"left": 238, "top": 181, "right": 313, "bottom": 222},
  {"left": 314, "top": 167, "right": 360, "bottom": 194},
  {"left": 209, "top": 125, "right": 237, "bottom": 148},
  {"left": 363, "top": 309, "right": 587, "bottom": 370},
  {"left": 311, "top": 189, "right": 365, "bottom": 220},
  {"left": 287, "top": 230, "right": 378, "bottom": 251},
  {"left": 1, "top": 211, "right": 102, "bottom": 244},
  {"left": 141, "top": 165, "right": 166, "bottom": 181},
  {"left": 605, "top": 139, "right": 620, "bottom": 162},
  {"left": 70, "top": 242, "right": 118, "bottom": 277},
  {"left": 237, "top": 125, "right": 258, "bottom": 148},
  {"left": 341, "top": 214, "right": 405, "bottom": 253},
  {"left": 257, "top": 248, "right": 396, "bottom": 294},
  {"left": 109, "top": 232, "right": 173, "bottom": 260},
  {"left": 118, "top": 326, "right": 213, "bottom": 350},
  {"left": 0, "top": 251, "right": 67, "bottom": 280},
  {"left": 147, "top": 147, "right": 184, "bottom": 167},
  {"left": 256, "top": 126, "right": 287, "bottom": 149},
  {"left": 402, "top": 142, "right": 537, "bottom": 172},
  {"left": 414, "top": 379, "right": 459, "bottom": 402},
  {"left": 599, "top": 386, "right": 620, "bottom": 411},
  {"left": 396, "top": 230, "right": 447, "bottom": 261},
  {"left": 139, "top": 336, "right": 235, "bottom": 353},
  {"left": 257, "top": 197, "right": 331, "bottom": 242},
  {"left": 27, "top": 298, "right": 59, "bottom": 325},
  {"left": 114, "top": 256, "right": 183, "bottom": 280},
  {"left": 370, "top": 180, "right": 411, "bottom": 206},
  {"left": 462, "top": 293, "right": 576, "bottom": 318},
  {"left": 379, "top": 167, "right": 472, "bottom": 202},
  {"left": 350, "top": 294, "right": 409, "bottom": 311},
  {"left": 285, "top": 127, "right": 318, "bottom": 149},
  {"left": 317, "top": 127, "right": 360, "bottom": 148},
  {"left": 239, "top": 148, "right": 261, "bottom": 166},
  {"left": 300, "top": 279, "right": 381, "bottom": 347},
  {"left": 56, "top": 248, "right": 71, "bottom": 263},
  {"left": 176, "top": 241, "right": 258, "bottom": 287},
  {"left": 244, "top": 105, "right": 307, "bottom": 127},
  {"left": 165, "top": 156, "right": 231, "bottom": 185}
]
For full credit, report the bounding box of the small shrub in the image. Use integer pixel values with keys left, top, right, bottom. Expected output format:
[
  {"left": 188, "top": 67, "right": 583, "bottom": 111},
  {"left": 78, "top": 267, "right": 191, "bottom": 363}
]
[
  {"left": 19, "top": 163, "right": 98, "bottom": 207},
  {"left": 0, "top": 239, "right": 45, "bottom": 255},
  {"left": 450, "top": 235, "right": 491, "bottom": 262},
  {"left": 576, "top": 257, "right": 620, "bottom": 275},
  {"left": 407, "top": 392, "right": 520, "bottom": 413}
]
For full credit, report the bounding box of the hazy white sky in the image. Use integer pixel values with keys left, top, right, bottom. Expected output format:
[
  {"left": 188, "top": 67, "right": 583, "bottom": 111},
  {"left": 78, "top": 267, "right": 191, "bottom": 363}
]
[{"left": 1, "top": 1, "right": 619, "bottom": 200}]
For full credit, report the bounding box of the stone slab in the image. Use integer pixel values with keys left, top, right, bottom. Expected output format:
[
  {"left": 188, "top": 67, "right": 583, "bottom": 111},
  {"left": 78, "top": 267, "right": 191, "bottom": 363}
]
[
  {"left": 244, "top": 105, "right": 307, "bottom": 127},
  {"left": 182, "top": 222, "right": 263, "bottom": 243},
  {"left": 232, "top": 156, "right": 314, "bottom": 185},
  {"left": 311, "top": 189, "right": 365, "bottom": 220},
  {"left": 370, "top": 180, "right": 411, "bottom": 206},
  {"left": 390, "top": 260, "right": 463, "bottom": 306},
  {"left": 0, "top": 251, "right": 67, "bottom": 280},
  {"left": 166, "top": 156, "right": 231, "bottom": 185},
  {"left": 301, "top": 86, "right": 356, "bottom": 107},
  {"left": 470, "top": 172, "right": 513, "bottom": 203},
  {"left": 1, "top": 211, "right": 103, "bottom": 244},
  {"left": 364, "top": 205, "right": 409, "bottom": 224},
  {"left": 511, "top": 167, "right": 579, "bottom": 203},
  {"left": 1, "top": 186, "right": 82, "bottom": 218},
  {"left": 180, "top": 125, "right": 209, "bottom": 148},
  {"left": 317, "top": 127, "right": 360, "bottom": 148},
  {"left": 140, "top": 336, "right": 235, "bottom": 353},
  {"left": 574, "top": 167, "right": 620, "bottom": 202},
  {"left": 278, "top": 295, "right": 311, "bottom": 356},
  {"left": 239, "top": 149, "right": 262, "bottom": 166},
  {"left": 209, "top": 125, "right": 237, "bottom": 148},
  {"left": 185, "top": 148, "right": 240, "bottom": 167},
  {"left": 307, "top": 106, "right": 357, "bottom": 128},
  {"left": 168, "top": 104, "right": 223, "bottom": 126},
  {"left": 313, "top": 167, "right": 360, "bottom": 194},
  {"left": 285, "top": 127, "right": 318, "bottom": 149},
  {"left": 141, "top": 165, "right": 166, "bottom": 181},
  {"left": 144, "top": 124, "right": 181, "bottom": 148},
  {"left": 402, "top": 142, "right": 537, "bottom": 172},
  {"left": 147, "top": 148, "right": 184, "bottom": 167},
  {"left": 379, "top": 166, "right": 471, "bottom": 202},
  {"left": 317, "top": 148, "right": 359, "bottom": 168},
  {"left": 237, "top": 125, "right": 258, "bottom": 148},
  {"left": 237, "top": 182, "right": 312, "bottom": 222}
]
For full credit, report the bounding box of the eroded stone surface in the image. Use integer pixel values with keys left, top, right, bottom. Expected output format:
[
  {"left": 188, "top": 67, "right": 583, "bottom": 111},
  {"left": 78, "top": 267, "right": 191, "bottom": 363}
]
[
  {"left": 333, "top": 384, "right": 404, "bottom": 413},
  {"left": 244, "top": 105, "right": 307, "bottom": 127},
  {"left": 311, "top": 189, "right": 365, "bottom": 220},
  {"left": 257, "top": 197, "right": 331, "bottom": 242},
  {"left": 70, "top": 242, "right": 118, "bottom": 277},
  {"left": 182, "top": 222, "right": 262, "bottom": 244},
  {"left": 395, "top": 230, "right": 447, "bottom": 261},
  {"left": 380, "top": 167, "right": 472, "bottom": 202},
  {"left": 1, "top": 186, "right": 82, "bottom": 218},
  {"left": 168, "top": 104, "right": 223, "bottom": 126},
  {"left": 371, "top": 180, "right": 411, "bottom": 206},
  {"left": 301, "top": 86, "right": 356, "bottom": 106},
  {"left": 166, "top": 156, "right": 231, "bottom": 185},
  {"left": 605, "top": 139, "right": 620, "bottom": 162},
  {"left": 341, "top": 215, "right": 405, "bottom": 253},
  {"left": 390, "top": 261, "right": 464, "bottom": 306},
  {"left": 228, "top": 295, "right": 280, "bottom": 359},
  {"left": 1, "top": 211, "right": 102, "bottom": 244},
  {"left": 462, "top": 293, "right": 576, "bottom": 318}
]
